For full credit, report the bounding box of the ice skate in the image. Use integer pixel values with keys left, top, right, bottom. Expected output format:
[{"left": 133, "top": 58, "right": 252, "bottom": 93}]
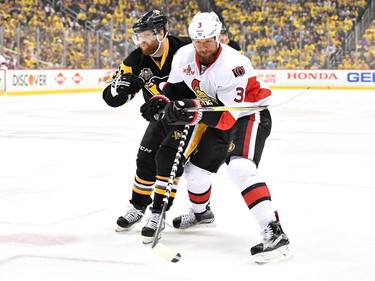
[
  {"left": 141, "top": 211, "right": 165, "bottom": 244},
  {"left": 172, "top": 206, "right": 215, "bottom": 229},
  {"left": 250, "top": 220, "right": 292, "bottom": 264},
  {"left": 116, "top": 204, "right": 146, "bottom": 232}
]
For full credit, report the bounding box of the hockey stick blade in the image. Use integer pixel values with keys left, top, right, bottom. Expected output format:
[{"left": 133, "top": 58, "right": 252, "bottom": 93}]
[
  {"left": 182, "top": 105, "right": 268, "bottom": 113},
  {"left": 152, "top": 242, "right": 182, "bottom": 263}
]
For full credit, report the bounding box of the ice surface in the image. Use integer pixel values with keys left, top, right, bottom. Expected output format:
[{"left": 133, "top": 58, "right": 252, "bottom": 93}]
[{"left": 1, "top": 89, "right": 374, "bottom": 280}]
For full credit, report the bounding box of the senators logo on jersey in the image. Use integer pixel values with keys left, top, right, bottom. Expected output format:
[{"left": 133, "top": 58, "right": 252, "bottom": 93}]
[
  {"left": 191, "top": 79, "right": 218, "bottom": 106},
  {"left": 232, "top": 66, "right": 245, "bottom": 77}
]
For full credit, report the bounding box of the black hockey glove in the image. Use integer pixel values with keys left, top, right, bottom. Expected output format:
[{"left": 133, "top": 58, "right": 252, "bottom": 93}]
[
  {"left": 111, "top": 73, "right": 144, "bottom": 98},
  {"left": 164, "top": 98, "right": 202, "bottom": 125},
  {"left": 140, "top": 95, "right": 170, "bottom": 122}
]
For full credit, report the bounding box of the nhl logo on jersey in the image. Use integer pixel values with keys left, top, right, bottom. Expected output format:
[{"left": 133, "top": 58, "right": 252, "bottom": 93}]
[{"left": 232, "top": 66, "right": 245, "bottom": 77}]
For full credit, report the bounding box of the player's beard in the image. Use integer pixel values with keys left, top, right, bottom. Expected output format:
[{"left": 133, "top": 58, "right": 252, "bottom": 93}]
[
  {"left": 139, "top": 40, "right": 159, "bottom": 56},
  {"left": 197, "top": 52, "right": 217, "bottom": 65}
]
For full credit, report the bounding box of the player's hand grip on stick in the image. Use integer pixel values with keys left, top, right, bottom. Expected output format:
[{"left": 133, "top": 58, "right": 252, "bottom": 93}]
[
  {"left": 140, "top": 95, "right": 170, "bottom": 122},
  {"left": 164, "top": 98, "right": 202, "bottom": 125}
]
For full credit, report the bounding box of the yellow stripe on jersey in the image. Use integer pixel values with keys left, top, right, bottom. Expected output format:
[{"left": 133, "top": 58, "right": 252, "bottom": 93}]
[
  {"left": 154, "top": 187, "right": 177, "bottom": 198},
  {"left": 151, "top": 38, "right": 170, "bottom": 70},
  {"left": 135, "top": 175, "right": 155, "bottom": 186},
  {"left": 106, "top": 63, "right": 133, "bottom": 84},
  {"left": 132, "top": 185, "right": 153, "bottom": 195},
  {"left": 155, "top": 175, "right": 179, "bottom": 184},
  {"left": 121, "top": 63, "right": 133, "bottom": 74},
  {"left": 183, "top": 123, "right": 207, "bottom": 159}
]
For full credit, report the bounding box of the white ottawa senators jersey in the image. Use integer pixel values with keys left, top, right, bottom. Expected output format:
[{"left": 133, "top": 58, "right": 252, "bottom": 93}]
[{"left": 168, "top": 43, "right": 272, "bottom": 130}]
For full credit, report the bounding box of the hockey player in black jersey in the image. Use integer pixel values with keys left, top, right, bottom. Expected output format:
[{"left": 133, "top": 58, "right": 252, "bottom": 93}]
[
  {"left": 102, "top": 10, "right": 215, "bottom": 243},
  {"left": 219, "top": 26, "right": 243, "bottom": 54}
]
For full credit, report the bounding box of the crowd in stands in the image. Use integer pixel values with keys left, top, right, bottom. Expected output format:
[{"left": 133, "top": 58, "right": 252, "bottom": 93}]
[
  {"left": 215, "top": 0, "right": 374, "bottom": 69},
  {"left": 0, "top": 0, "right": 374, "bottom": 70},
  {"left": 338, "top": 19, "right": 375, "bottom": 69}
]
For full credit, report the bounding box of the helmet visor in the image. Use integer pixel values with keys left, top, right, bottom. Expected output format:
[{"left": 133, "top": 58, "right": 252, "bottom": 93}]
[{"left": 132, "top": 30, "right": 157, "bottom": 45}]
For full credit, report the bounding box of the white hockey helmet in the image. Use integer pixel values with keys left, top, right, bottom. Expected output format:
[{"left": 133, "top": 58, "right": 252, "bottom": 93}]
[{"left": 188, "top": 12, "right": 222, "bottom": 41}]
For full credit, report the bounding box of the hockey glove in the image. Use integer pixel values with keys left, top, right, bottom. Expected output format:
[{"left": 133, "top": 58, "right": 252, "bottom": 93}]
[
  {"left": 164, "top": 99, "right": 202, "bottom": 125},
  {"left": 140, "top": 95, "right": 170, "bottom": 122},
  {"left": 111, "top": 73, "right": 144, "bottom": 98}
]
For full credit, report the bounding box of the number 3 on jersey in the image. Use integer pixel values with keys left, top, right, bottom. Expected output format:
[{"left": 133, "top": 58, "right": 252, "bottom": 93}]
[{"left": 234, "top": 87, "right": 245, "bottom": 103}]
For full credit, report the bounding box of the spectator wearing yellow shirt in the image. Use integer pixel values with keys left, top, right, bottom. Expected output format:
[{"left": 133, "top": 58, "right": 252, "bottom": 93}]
[
  {"left": 283, "top": 60, "right": 297, "bottom": 69},
  {"left": 22, "top": 54, "right": 38, "bottom": 69},
  {"left": 304, "top": 39, "right": 315, "bottom": 55},
  {"left": 338, "top": 56, "right": 354, "bottom": 69},
  {"left": 77, "top": 9, "right": 87, "bottom": 26},
  {"left": 250, "top": 52, "right": 262, "bottom": 68},
  {"left": 357, "top": 59, "right": 369, "bottom": 70},
  {"left": 246, "top": 40, "right": 257, "bottom": 57}
]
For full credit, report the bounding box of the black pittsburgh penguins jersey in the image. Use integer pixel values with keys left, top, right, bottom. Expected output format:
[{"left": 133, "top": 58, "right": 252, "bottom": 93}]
[
  {"left": 223, "top": 38, "right": 243, "bottom": 54},
  {"left": 227, "top": 39, "right": 242, "bottom": 53},
  {"left": 103, "top": 35, "right": 191, "bottom": 107}
]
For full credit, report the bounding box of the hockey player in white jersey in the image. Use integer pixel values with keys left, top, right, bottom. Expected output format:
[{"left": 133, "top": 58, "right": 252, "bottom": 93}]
[{"left": 142, "top": 11, "right": 292, "bottom": 264}]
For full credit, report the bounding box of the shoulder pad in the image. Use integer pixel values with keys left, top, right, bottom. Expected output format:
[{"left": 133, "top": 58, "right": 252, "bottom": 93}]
[
  {"left": 177, "top": 36, "right": 192, "bottom": 45},
  {"left": 124, "top": 48, "right": 143, "bottom": 66},
  {"left": 168, "top": 35, "right": 192, "bottom": 47}
]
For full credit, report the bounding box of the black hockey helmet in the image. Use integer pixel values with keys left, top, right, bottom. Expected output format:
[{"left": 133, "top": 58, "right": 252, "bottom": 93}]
[
  {"left": 132, "top": 10, "right": 168, "bottom": 34},
  {"left": 220, "top": 25, "right": 228, "bottom": 34}
]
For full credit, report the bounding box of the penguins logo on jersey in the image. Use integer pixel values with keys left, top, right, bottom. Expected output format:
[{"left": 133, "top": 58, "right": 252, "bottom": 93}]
[
  {"left": 143, "top": 74, "right": 169, "bottom": 96},
  {"left": 172, "top": 130, "right": 182, "bottom": 140},
  {"left": 191, "top": 79, "right": 218, "bottom": 106}
]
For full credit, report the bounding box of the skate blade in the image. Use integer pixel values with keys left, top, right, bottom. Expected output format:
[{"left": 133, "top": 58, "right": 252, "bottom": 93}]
[
  {"left": 191, "top": 221, "right": 217, "bottom": 229},
  {"left": 115, "top": 225, "right": 132, "bottom": 232},
  {"left": 115, "top": 219, "right": 143, "bottom": 232},
  {"left": 142, "top": 236, "right": 153, "bottom": 244},
  {"left": 142, "top": 233, "right": 162, "bottom": 244},
  {"left": 115, "top": 223, "right": 140, "bottom": 232},
  {"left": 253, "top": 245, "right": 293, "bottom": 264},
  {"left": 175, "top": 221, "right": 217, "bottom": 230}
]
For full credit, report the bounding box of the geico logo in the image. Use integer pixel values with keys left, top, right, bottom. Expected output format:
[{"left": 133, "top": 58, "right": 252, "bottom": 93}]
[
  {"left": 347, "top": 72, "right": 375, "bottom": 82},
  {"left": 13, "top": 74, "right": 47, "bottom": 86}
]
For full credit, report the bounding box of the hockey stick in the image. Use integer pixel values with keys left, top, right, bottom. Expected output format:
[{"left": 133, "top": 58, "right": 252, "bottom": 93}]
[
  {"left": 269, "top": 86, "right": 310, "bottom": 109},
  {"left": 182, "top": 86, "right": 311, "bottom": 113},
  {"left": 182, "top": 105, "right": 268, "bottom": 113},
  {"left": 151, "top": 124, "right": 190, "bottom": 263}
]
